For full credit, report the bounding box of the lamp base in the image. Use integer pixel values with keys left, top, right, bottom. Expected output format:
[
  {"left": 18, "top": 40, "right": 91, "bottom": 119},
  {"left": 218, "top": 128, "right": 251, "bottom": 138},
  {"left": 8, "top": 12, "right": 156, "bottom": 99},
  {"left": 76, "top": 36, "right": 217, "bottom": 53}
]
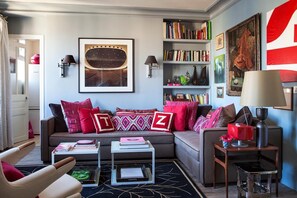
[
  {"left": 231, "top": 140, "right": 249, "bottom": 147},
  {"left": 256, "top": 108, "right": 268, "bottom": 148}
]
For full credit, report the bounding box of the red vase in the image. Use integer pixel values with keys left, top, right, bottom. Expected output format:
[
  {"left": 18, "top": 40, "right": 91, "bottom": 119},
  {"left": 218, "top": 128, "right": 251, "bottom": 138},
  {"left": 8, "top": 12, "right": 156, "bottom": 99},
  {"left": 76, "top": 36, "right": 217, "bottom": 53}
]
[{"left": 30, "top": 54, "right": 40, "bottom": 64}]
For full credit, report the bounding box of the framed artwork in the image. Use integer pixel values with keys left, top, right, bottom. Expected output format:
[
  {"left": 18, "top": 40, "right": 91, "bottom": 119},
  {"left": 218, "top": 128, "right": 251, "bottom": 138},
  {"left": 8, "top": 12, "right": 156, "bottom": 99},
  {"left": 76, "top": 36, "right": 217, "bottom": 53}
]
[
  {"left": 217, "top": 87, "right": 224, "bottom": 98},
  {"left": 79, "top": 38, "right": 134, "bottom": 93},
  {"left": 274, "top": 87, "right": 293, "bottom": 111},
  {"left": 214, "top": 54, "right": 225, "bottom": 83},
  {"left": 215, "top": 33, "right": 224, "bottom": 50},
  {"left": 226, "top": 13, "right": 261, "bottom": 96}
]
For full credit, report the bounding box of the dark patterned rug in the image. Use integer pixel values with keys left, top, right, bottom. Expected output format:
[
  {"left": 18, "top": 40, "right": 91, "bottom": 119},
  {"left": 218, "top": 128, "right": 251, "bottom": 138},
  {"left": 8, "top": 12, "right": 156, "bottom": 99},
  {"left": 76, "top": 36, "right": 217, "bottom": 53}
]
[{"left": 17, "top": 161, "right": 205, "bottom": 198}]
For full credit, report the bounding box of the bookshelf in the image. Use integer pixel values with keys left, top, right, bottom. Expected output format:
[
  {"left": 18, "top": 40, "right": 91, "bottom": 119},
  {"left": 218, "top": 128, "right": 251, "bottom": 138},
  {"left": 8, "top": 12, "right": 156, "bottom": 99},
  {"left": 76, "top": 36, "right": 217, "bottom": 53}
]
[{"left": 163, "top": 19, "right": 211, "bottom": 104}]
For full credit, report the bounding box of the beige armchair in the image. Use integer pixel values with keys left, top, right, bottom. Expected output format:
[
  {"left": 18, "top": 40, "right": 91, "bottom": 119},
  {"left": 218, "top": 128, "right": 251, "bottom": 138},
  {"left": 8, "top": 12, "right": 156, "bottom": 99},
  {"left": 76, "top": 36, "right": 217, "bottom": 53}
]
[{"left": 0, "top": 141, "right": 82, "bottom": 198}]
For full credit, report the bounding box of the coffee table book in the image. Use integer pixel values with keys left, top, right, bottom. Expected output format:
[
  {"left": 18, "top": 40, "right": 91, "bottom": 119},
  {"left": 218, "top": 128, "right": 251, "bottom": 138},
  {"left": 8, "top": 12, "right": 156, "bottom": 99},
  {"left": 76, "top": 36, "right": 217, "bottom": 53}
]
[
  {"left": 116, "top": 164, "right": 149, "bottom": 182},
  {"left": 120, "top": 137, "right": 146, "bottom": 145}
]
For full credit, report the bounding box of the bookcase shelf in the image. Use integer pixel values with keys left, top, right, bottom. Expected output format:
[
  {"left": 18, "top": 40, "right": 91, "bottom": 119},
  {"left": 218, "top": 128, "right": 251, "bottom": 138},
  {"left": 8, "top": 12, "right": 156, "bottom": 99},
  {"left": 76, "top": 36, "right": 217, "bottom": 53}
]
[{"left": 162, "top": 18, "right": 211, "bottom": 104}]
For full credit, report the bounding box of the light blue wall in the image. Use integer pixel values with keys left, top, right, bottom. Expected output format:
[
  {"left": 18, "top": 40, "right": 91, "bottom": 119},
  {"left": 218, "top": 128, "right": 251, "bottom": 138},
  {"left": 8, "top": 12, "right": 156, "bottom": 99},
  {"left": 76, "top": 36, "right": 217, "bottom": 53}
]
[
  {"left": 211, "top": 0, "right": 297, "bottom": 191},
  {"left": 8, "top": 14, "right": 164, "bottom": 116}
]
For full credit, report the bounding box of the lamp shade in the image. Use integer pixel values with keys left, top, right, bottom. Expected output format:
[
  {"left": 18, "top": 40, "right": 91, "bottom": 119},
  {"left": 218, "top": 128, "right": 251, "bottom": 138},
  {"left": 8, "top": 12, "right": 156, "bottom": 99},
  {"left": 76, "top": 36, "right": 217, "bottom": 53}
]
[
  {"left": 240, "top": 70, "right": 286, "bottom": 107},
  {"left": 144, "top": 56, "right": 158, "bottom": 65},
  {"left": 63, "top": 55, "right": 76, "bottom": 64}
]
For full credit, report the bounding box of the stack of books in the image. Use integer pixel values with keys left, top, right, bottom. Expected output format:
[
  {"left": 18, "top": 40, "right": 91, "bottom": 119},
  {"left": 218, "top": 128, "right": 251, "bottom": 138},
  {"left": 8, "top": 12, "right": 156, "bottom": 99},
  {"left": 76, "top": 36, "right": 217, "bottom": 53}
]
[
  {"left": 119, "top": 137, "right": 149, "bottom": 149},
  {"left": 54, "top": 142, "right": 76, "bottom": 152},
  {"left": 74, "top": 139, "right": 97, "bottom": 149}
]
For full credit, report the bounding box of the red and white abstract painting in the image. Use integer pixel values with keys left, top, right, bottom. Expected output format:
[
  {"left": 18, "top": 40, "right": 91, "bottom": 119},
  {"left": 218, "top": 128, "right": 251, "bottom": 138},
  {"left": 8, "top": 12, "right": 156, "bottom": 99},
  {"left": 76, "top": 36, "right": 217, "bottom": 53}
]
[{"left": 267, "top": 0, "right": 297, "bottom": 82}]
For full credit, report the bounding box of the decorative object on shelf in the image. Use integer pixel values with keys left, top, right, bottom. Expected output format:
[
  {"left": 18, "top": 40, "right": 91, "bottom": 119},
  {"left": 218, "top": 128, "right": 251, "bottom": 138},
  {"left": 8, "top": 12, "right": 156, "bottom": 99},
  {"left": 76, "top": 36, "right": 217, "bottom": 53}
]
[
  {"left": 144, "top": 55, "right": 159, "bottom": 78},
  {"left": 216, "top": 87, "right": 224, "bottom": 98},
  {"left": 215, "top": 33, "right": 224, "bottom": 50},
  {"left": 273, "top": 87, "right": 294, "bottom": 111},
  {"left": 30, "top": 54, "right": 40, "bottom": 64},
  {"left": 226, "top": 13, "right": 261, "bottom": 96},
  {"left": 78, "top": 38, "right": 134, "bottom": 93},
  {"left": 219, "top": 134, "right": 233, "bottom": 148},
  {"left": 214, "top": 54, "right": 225, "bottom": 83},
  {"left": 198, "top": 66, "right": 208, "bottom": 85},
  {"left": 180, "top": 71, "right": 190, "bottom": 85},
  {"left": 240, "top": 70, "right": 286, "bottom": 148},
  {"left": 227, "top": 123, "right": 254, "bottom": 147},
  {"left": 192, "top": 66, "right": 198, "bottom": 85},
  {"left": 58, "top": 55, "right": 76, "bottom": 78}
]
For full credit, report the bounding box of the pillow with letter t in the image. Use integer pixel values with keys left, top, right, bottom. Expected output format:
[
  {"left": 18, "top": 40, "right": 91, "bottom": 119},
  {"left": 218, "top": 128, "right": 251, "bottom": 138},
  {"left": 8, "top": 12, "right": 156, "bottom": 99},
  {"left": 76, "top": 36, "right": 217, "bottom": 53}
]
[
  {"left": 150, "top": 111, "right": 174, "bottom": 132},
  {"left": 93, "top": 113, "right": 115, "bottom": 133}
]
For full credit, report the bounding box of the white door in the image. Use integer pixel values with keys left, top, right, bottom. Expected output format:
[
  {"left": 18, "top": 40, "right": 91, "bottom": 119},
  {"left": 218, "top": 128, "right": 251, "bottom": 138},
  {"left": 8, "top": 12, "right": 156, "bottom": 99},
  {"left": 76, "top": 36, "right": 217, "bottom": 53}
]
[{"left": 10, "top": 39, "right": 29, "bottom": 143}]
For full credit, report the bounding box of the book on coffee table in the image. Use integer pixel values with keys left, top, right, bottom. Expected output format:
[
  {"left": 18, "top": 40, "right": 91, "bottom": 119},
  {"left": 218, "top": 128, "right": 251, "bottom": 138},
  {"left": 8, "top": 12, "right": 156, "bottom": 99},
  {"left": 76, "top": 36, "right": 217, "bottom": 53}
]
[
  {"left": 120, "top": 137, "right": 146, "bottom": 145},
  {"left": 116, "top": 165, "right": 149, "bottom": 182}
]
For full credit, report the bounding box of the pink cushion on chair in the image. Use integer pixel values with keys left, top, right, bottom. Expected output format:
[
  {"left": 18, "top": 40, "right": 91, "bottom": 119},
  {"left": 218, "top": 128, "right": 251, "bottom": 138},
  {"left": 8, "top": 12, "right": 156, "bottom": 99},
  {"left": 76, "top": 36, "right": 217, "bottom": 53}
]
[
  {"left": 61, "top": 98, "right": 93, "bottom": 133},
  {"left": 78, "top": 107, "right": 100, "bottom": 133},
  {"left": 1, "top": 161, "right": 25, "bottom": 182},
  {"left": 163, "top": 105, "right": 187, "bottom": 131}
]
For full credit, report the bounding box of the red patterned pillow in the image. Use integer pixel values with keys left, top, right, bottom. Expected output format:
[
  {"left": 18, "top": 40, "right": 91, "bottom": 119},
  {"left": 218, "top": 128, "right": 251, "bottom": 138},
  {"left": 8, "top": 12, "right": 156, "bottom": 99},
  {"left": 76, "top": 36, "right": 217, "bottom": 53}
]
[
  {"left": 205, "top": 104, "right": 236, "bottom": 128},
  {"left": 112, "top": 114, "right": 153, "bottom": 131},
  {"left": 93, "top": 113, "right": 115, "bottom": 133},
  {"left": 78, "top": 107, "right": 100, "bottom": 133},
  {"left": 1, "top": 161, "right": 25, "bottom": 182},
  {"left": 165, "top": 101, "right": 198, "bottom": 130},
  {"left": 163, "top": 105, "right": 187, "bottom": 131},
  {"left": 115, "top": 107, "right": 157, "bottom": 115},
  {"left": 150, "top": 111, "right": 174, "bottom": 132},
  {"left": 61, "top": 98, "right": 93, "bottom": 133},
  {"left": 193, "top": 116, "right": 209, "bottom": 133}
]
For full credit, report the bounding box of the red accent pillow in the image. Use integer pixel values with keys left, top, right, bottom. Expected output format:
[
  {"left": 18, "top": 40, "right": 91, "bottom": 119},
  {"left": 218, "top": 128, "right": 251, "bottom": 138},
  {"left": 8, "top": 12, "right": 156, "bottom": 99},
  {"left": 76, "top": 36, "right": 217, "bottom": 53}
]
[
  {"left": 163, "top": 105, "right": 187, "bottom": 131},
  {"left": 165, "top": 101, "right": 198, "bottom": 130},
  {"left": 1, "top": 161, "right": 25, "bottom": 182},
  {"left": 93, "top": 113, "right": 115, "bottom": 133},
  {"left": 78, "top": 107, "right": 100, "bottom": 133},
  {"left": 150, "top": 111, "right": 174, "bottom": 132},
  {"left": 61, "top": 98, "right": 93, "bottom": 133}
]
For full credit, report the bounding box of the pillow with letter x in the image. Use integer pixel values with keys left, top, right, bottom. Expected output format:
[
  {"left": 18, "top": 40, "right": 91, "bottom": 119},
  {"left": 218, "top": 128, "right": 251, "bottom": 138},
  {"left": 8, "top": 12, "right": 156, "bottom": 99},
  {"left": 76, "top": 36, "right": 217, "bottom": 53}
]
[{"left": 150, "top": 111, "right": 174, "bottom": 132}]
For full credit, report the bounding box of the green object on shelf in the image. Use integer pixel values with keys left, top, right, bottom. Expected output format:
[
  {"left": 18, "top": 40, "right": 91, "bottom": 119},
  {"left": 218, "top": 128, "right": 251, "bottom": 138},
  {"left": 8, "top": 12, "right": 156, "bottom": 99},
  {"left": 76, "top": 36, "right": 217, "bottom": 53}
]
[{"left": 71, "top": 170, "right": 90, "bottom": 181}]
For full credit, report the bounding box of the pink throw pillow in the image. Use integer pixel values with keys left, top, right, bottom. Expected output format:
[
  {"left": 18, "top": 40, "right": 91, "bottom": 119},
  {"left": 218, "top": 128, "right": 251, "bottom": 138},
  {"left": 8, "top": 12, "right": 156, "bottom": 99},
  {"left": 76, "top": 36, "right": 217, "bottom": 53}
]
[
  {"left": 165, "top": 101, "right": 198, "bottom": 130},
  {"left": 78, "top": 107, "right": 100, "bottom": 133},
  {"left": 1, "top": 161, "right": 25, "bottom": 182},
  {"left": 61, "top": 98, "right": 93, "bottom": 133},
  {"left": 163, "top": 105, "right": 187, "bottom": 131},
  {"left": 204, "top": 104, "right": 236, "bottom": 128},
  {"left": 150, "top": 111, "right": 174, "bottom": 132},
  {"left": 193, "top": 116, "right": 209, "bottom": 133}
]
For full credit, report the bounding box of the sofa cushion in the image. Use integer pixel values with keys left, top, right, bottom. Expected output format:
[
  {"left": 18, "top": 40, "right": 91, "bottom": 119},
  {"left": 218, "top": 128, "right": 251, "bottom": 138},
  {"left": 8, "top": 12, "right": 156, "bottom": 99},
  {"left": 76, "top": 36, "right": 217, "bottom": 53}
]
[
  {"left": 49, "top": 103, "right": 68, "bottom": 132},
  {"left": 165, "top": 101, "right": 198, "bottom": 130},
  {"left": 163, "top": 105, "right": 187, "bottom": 131},
  {"left": 173, "top": 131, "right": 200, "bottom": 161},
  {"left": 61, "top": 98, "right": 93, "bottom": 133},
  {"left": 78, "top": 107, "right": 100, "bottom": 133},
  {"left": 93, "top": 113, "right": 115, "bottom": 133},
  {"left": 112, "top": 114, "right": 153, "bottom": 131},
  {"left": 151, "top": 111, "right": 174, "bottom": 132}
]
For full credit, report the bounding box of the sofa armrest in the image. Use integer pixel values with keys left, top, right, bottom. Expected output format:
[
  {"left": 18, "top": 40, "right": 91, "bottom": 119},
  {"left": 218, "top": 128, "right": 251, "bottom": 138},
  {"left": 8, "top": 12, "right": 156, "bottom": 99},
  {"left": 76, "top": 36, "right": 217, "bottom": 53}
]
[
  {"left": 199, "top": 126, "right": 283, "bottom": 186},
  {"left": 41, "top": 116, "right": 55, "bottom": 162}
]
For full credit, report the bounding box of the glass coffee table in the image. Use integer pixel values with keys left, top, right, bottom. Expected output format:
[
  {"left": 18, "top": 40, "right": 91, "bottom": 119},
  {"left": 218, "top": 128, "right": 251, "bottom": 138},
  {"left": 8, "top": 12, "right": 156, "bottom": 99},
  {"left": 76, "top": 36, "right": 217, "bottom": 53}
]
[
  {"left": 51, "top": 141, "right": 100, "bottom": 187},
  {"left": 110, "top": 140, "right": 155, "bottom": 186}
]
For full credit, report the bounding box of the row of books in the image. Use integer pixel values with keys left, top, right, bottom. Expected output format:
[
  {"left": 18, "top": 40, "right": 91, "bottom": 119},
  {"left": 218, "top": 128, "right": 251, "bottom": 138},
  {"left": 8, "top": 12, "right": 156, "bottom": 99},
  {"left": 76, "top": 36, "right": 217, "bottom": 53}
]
[
  {"left": 163, "top": 21, "right": 212, "bottom": 40},
  {"left": 164, "top": 93, "right": 209, "bottom": 105},
  {"left": 164, "top": 49, "right": 210, "bottom": 62}
]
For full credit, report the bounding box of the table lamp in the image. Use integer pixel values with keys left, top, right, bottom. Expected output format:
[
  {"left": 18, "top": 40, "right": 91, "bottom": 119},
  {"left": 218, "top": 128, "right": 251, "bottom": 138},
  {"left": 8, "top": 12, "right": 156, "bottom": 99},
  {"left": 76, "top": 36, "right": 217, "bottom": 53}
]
[{"left": 240, "top": 70, "right": 286, "bottom": 148}]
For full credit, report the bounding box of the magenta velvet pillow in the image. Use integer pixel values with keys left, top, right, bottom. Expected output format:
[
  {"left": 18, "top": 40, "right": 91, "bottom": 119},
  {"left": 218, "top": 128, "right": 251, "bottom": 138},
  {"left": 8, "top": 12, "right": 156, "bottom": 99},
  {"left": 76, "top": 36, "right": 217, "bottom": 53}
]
[
  {"left": 165, "top": 101, "right": 198, "bottom": 130},
  {"left": 61, "top": 98, "right": 93, "bottom": 133},
  {"left": 204, "top": 107, "right": 223, "bottom": 128},
  {"left": 193, "top": 116, "right": 209, "bottom": 133},
  {"left": 204, "top": 104, "right": 236, "bottom": 128},
  {"left": 163, "top": 105, "right": 187, "bottom": 131},
  {"left": 1, "top": 161, "right": 25, "bottom": 182},
  {"left": 78, "top": 107, "right": 100, "bottom": 133},
  {"left": 112, "top": 114, "right": 154, "bottom": 131}
]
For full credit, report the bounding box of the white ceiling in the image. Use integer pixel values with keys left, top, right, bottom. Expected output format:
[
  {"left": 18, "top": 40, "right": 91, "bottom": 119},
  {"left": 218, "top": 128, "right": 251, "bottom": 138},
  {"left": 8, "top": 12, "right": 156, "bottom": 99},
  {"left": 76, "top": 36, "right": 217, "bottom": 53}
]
[{"left": 0, "top": 0, "right": 239, "bottom": 17}]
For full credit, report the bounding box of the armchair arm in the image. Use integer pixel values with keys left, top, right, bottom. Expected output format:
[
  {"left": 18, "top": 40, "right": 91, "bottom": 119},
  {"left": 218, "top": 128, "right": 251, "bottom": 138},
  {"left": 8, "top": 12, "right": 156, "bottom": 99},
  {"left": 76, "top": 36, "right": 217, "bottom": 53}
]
[
  {"left": 1, "top": 157, "right": 76, "bottom": 198},
  {"left": 0, "top": 141, "right": 35, "bottom": 164}
]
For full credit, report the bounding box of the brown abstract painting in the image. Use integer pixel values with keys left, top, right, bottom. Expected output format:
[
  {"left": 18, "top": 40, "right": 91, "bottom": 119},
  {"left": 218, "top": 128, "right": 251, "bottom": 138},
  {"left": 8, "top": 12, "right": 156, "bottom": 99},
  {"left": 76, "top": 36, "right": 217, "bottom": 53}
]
[{"left": 79, "top": 38, "right": 134, "bottom": 93}]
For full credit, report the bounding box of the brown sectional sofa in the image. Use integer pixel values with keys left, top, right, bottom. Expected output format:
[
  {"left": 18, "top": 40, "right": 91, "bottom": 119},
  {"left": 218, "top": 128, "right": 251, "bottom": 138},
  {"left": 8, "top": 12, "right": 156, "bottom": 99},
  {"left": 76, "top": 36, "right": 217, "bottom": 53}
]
[{"left": 41, "top": 105, "right": 283, "bottom": 186}]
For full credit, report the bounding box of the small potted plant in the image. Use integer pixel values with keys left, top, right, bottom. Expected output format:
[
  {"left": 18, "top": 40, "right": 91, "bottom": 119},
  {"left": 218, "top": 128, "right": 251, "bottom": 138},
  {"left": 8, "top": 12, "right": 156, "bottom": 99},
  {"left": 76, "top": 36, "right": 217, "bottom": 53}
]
[{"left": 220, "top": 134, "right": 233, "bottom": 148}]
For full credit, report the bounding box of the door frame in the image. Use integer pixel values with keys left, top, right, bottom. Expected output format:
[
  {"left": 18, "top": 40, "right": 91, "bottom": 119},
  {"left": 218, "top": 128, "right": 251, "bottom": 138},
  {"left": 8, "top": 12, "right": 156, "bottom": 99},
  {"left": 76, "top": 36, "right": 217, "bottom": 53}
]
[{"left": 9, "top": 34, "right": 45, "bottom": 120}]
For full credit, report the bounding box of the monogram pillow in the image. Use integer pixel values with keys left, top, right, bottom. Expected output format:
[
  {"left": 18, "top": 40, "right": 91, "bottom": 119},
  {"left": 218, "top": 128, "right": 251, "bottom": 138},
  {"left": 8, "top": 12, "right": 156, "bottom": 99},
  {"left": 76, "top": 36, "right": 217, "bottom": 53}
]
[{"left": 150, "top": 111, "right": 174, "bottom": 132}]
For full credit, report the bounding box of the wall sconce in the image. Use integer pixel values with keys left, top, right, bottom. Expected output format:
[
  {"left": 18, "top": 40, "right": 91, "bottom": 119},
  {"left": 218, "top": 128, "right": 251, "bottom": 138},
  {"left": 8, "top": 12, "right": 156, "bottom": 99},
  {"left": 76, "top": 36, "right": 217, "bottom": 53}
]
[
  {"left": 58, "top": 55, "right": 76, "bottom": 77},
  {"left": 144, "top": 55, "right": 159, "bottom": 78}
]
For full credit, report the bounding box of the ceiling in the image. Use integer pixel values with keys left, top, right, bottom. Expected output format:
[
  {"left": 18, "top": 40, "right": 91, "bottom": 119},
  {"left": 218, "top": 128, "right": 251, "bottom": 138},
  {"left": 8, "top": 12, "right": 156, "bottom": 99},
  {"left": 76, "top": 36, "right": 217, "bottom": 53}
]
[{"left": 0, "top": 0, "right": 239, "bottom": 18}]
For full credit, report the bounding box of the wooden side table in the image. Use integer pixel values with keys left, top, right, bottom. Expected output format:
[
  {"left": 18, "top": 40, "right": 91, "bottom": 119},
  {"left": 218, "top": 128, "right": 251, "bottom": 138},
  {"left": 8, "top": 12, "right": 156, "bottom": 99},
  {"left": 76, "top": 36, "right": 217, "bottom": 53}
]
[{"left": 213, "top": 142, "right": 279, "bottom": 198}]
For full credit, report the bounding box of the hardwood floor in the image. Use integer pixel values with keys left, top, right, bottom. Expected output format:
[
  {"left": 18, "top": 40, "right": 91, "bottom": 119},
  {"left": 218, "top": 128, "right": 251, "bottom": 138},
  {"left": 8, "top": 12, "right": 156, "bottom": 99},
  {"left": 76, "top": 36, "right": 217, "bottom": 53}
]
[{"left": 14, "top": 137, "right": 297, "bottom": 198}]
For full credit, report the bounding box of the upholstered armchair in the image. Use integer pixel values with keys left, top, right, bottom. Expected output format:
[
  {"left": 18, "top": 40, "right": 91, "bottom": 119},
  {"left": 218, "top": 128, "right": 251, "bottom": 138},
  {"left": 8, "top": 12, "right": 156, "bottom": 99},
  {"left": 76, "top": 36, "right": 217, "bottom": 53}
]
[{"left": 0, "top": 141, "right": 82, "bottom": 198}]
